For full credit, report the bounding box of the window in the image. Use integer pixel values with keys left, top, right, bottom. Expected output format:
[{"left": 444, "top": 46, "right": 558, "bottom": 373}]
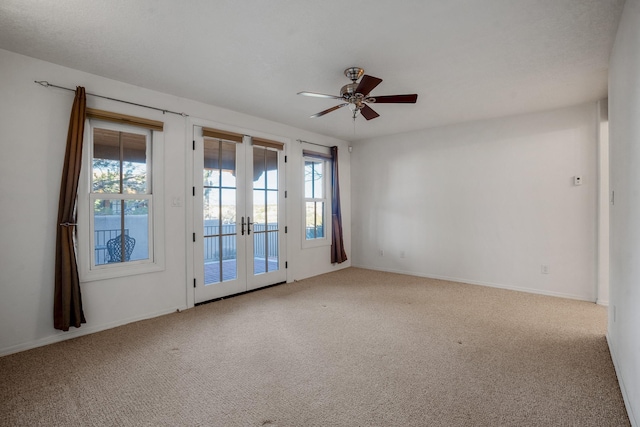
[
  {"left": 91, "top": 126, "right": 151, "bottom": 266},
  {"left": 303, "top": 156, "right": 328, "bottom": 244},
  {"left": 78, "top": 115, "right": 164, "bottom": 281}
]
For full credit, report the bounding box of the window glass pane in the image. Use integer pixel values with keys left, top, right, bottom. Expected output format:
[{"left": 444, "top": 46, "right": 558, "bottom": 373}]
[
  {"left": 266, "top": 190, "right": 278, "bottom": 225},
  {"left": 93, "top": 198, "right": 148, "bottom": 264},
  {"left": 253, "top": 189, "right": 266, "bottom": 226},
  {"left": 221, "top": 188, "right": 236, "bottom": 226},
  {"left": 221, "top": 245, "right": 237, "bottom": 282},
  {"left": 204, "top": 139, "right": 220, "bottom": 169},
  {"left": 267, "top": 231, "right": 279, "bottom": 269},
  {"left": 124, "top": 199, "right": 149, "bottom": 261},
  {"left": 266, "top": 149, "right": 278, "bottom": 190},
  {"left": 304, "top": 161, "right": 314, "bottom": 198},
  {"left": 93, "top": 128, "right": 121, "bottom": 194},
  {"left": 313, "top": 161, "right": 323, "bottom": 198},
  {"left": 304, "top": 160, "right": 324, "bottom": 199},
  {"left": 203, "top": 188, "right": 220, "bottom": 221},
  {"left": 122, "top": 132, "right": 147, "bottom": 194},
  {"left": 305, "top": 201, "right": 316, "bottom": 239},
  {"left": 92, "top": 128, "right": 148, "bottom": 194},
  {"left": 253, "top": 232, "right": 266, "bottom": 275},
  {"left": 204, "top": 236, "right": 220, "bottom": 284},
  {"left": 204, "top": 139, "right": 220, "bottom": 187},
  {"left": 204, "top": 232, "right": 238, "bottom": 283},
  {"left": 93, "top": 201, "right": 121, "bottom": 265},
  {"left": 204, "top": 168, "right": 220, "bottom": 188},
  {"left": 220, "top": 141, "right": 236, "bottom": 188},
  {"left": 315, "top": 201, "right": 324, "bottom": 238},
  {"left": 253, "top": 146, "right": 266, "bottom": 189}
]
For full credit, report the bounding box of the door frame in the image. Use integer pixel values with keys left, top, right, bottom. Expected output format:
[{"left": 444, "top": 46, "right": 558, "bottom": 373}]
[{"left": 185, "top": 118, "right": 288, "bottom": 308}]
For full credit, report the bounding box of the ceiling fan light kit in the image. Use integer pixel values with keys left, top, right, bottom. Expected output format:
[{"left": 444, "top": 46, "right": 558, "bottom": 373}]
[{"left": 298, "top": 67, "right": 418, "bottom": 121}]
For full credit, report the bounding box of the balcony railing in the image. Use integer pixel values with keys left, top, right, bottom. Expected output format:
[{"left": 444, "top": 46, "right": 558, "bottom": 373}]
[
  {"left": 305, "top": 225, "right": 324, "bottom": 240},
  {"left": 203, "top": 223, "right": 279, "bottom": 262},
  {"left": 95, "top": 223, "right": 282, "bottom": 266}
]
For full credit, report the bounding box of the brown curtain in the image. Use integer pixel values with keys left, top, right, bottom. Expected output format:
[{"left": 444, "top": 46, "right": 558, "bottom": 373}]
[
  {"left": 54, "top": 87, "right": 87, "bottom": 331},
  {"left": 330, "top": 146, "right": 348, "bottom": 264}
]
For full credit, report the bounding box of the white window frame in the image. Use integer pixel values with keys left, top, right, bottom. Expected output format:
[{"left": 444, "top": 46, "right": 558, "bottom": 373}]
[
  {"left": 77, "top": 119, "right": 165, "bottom": 282},
  {"left": 302, "top": 155, "right": 331, "bottom": 249}
]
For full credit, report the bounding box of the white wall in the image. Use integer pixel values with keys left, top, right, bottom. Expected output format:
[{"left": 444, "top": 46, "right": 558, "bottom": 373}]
[
  {"left": 351, "top": 104, "right": 598, "bottom": 301},
  {"left": 608, "top": 0, "right": 640, "bottom": 424},
  {"left": 0, "top": 49, "right": 350, "bottom": 356},
  {"left": 597, "top": 99, "right": 610, "bottom": 306}
]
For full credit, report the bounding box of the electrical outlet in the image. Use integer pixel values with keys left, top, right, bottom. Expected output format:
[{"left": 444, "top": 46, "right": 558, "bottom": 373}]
[
  {"left": 400, "top": 251, "right": 406, "bottom": 259},
  {"left": 379, "top": 249, "right": 384, "bottom": 257},
  {"left": 541, "top": 265, "right": 549, "bottom": 274}
]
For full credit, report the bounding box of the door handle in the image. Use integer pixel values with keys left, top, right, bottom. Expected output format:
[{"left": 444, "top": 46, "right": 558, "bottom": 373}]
[
  {"left": 247, "top": 216, "right": 253, "bottom": 235},
  {"left": 241, "top": 217, "right": 245, "bottom": 235}
]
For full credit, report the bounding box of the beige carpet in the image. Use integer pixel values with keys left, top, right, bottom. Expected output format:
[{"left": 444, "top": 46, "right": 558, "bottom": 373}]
[{"left": 0, "top": 268, "right": 630, "bottom": 426}]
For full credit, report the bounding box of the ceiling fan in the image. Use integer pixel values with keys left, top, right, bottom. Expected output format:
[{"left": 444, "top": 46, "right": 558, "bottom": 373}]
[{"left": 298, "top": 67, "right": 418, "bottom": 120}]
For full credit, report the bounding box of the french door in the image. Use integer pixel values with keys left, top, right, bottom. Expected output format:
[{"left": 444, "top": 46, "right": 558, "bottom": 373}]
[{"left": 193, "top": 126, "right": 286, "bottom": 303}]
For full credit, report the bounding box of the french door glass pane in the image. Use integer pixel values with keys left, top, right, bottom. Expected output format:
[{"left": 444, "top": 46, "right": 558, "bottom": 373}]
[
  {"left": 266, "top": 190, "right": 278, "bottom": 224},
  {"left": 253, "top": 189, "right": 266, "bottom": 226},
  {"left": 253, "top": 146, "right": 279, "bottom": 275},
  {"left": 203, "top": 139, "right": 237, "bottom": 285},
  {"left": 204, "top": 141, "right": 220, "bottom": 171},
  {"left": 266, "top": 149, "right": 278, "bottom": 190},
  {"left": 267, "top": 230, "right": 279, "bottom": 270},
  {"left": 253, "top": 151, "right": 266, "bottom": 189},
  {"left": 220, "top": 143, "right": 237, "bottom": 187},
  {"left": 203, "top": 236, "right": 220, "bottom": 284},
  {"left": 203, "top": 189, "right": 220, "bottom": 220},
  {"left": 221, "top": 189, "right": 236, "bottom": 225}
]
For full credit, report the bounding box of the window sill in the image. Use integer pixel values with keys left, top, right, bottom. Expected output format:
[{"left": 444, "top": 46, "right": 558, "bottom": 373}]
[
  {"left": 80, "top": 261, "right": 165, "bottom": 283},
  {"left": 302, "top": 237, "right": 331, "bottom": 249}
]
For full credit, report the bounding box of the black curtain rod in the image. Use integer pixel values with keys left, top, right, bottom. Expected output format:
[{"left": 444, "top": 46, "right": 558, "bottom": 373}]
[
  {"left": 297, "top": 139, "right": 334, "bottom": 148},
  {"left": 35, "top": 81, "right": 189, "bottom": 117}
]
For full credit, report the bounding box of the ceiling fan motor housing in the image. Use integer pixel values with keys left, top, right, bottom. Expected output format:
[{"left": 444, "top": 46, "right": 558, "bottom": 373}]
[
  {"left": 344, "top": 67, "right": 364, "bottom": 82},
  {"left": 341, "top": 83, "right": 365, "bottom": 108}
]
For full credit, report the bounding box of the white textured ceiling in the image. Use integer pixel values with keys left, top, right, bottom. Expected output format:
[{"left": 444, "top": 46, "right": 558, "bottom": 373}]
[{"left": 0, "top": 0, "right": 625, "bottom": 142}]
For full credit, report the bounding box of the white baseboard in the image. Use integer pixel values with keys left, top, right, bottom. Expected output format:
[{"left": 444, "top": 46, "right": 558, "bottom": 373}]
[
  {"left": 351, "top": 264, "right": 596, "bottom": 302},
  {"left": 606, "top": 334, "right": 638, "bottom": 427},
  {"left": 0, "top": 305, "right": 187, "bottom": 357}
]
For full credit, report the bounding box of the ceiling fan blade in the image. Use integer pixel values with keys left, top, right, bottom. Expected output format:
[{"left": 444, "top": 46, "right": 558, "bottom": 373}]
[
  {"left": 360, "top": 104, "right": 380, "bottom": 120},
  {"left": 310, "top": 103, "right": 348, "bottom": 118},
  {"left": 298, "top": 91, "right": 343, "bottom": 100},
  {"left": 355, "top": 75, "right": 383, "bottom": 97},
  {"left": 369, "top": 94, "right": 418, "bottom": 103}
]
